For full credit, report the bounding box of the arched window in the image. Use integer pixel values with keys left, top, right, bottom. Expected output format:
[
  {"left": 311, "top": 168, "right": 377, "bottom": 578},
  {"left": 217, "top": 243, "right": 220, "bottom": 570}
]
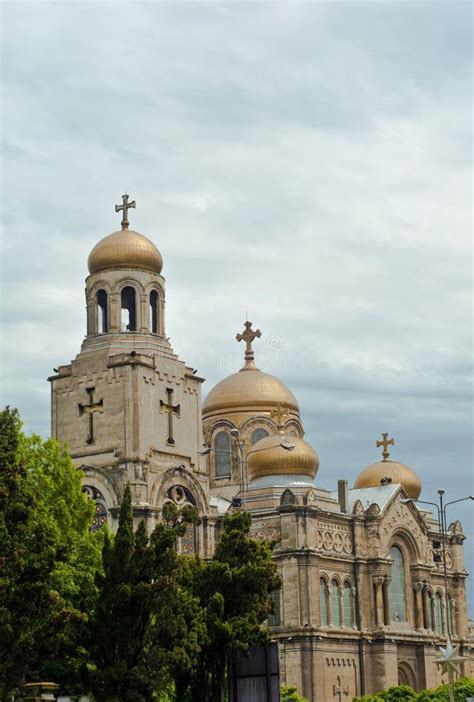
[
  {"left": 319, "top": 579, "right": 329, "bottom": 626},
  {"left": 331, "top": 580, "right": 341, "bottom": 626},
  {"left": 434, "top": 593, "right": 444, "bottom": 633},
  {"left": 343, "top": 582, "right": 353, "bottom": 626},
  {"left": 426, "top": 591, "right": 434, "bottom": 630},
  {"left": 121, "top": 286, "right": 136, "bottom": 332},
  {"left": 96, "top": 289, "right": 108, "bottom": 333},
  {"left": 83, "top": 485, "right": 108, "bottom": 532},
  {"left": 389, "top": 546, "right": 408, "bottom": 622},
  {"left": 268, "top": 589, "right": 281, "bottom": 627},
  {"left": 149, "top": 290, "right": 159, "bottom": 334},
  {"left": 215, "top": 431, "right": 231, "bottom": 478},
  {"left": 447, "top": 595, "right": 454, "bottom": 636},
  {"left": 251, "top": 427, "right": 269, "bottom": 445}
]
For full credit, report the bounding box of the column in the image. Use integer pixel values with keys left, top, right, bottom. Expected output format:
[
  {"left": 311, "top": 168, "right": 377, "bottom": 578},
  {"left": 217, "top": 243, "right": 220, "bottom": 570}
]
[
  {"left": 140, "top": 293, "right": 148, "bottom": 333},
  {"left": 373, "top": 576, "right": 385, "bottom": 628},
  {"left": 413, "top": 582, "right": 424, "bottom": 630},
  {"left": 383, "top": 576, "right": 391, "bottom": 626},
  {"left": 110, "top": 292, "right": 119, "bottom": 332}
]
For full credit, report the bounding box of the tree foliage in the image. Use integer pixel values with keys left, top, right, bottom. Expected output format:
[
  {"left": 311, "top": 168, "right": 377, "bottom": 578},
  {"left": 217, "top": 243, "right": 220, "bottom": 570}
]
[
  {"left": 0, "top": 407, "right": 101, "bottom": 700},
  {"left": 175, "top": 510, "right": 281, "bottom": 702},
  {"left": 87, "top": 485, "right": 205, "bottom": 701},
  {"left": 353, "top": 677, "right": 474, "bottom": 702},
  {"left": 281, "top": 685, "right": 310, "bottom": 702}
]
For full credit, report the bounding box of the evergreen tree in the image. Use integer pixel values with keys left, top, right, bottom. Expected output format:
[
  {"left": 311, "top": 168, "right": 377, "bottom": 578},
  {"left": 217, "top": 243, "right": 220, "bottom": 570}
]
[
  {"left": 177, "top": 510, "right": 281, "bottom": 702},
  {"left": 88, "top": 486, "right": 204, "bottom": 701}
]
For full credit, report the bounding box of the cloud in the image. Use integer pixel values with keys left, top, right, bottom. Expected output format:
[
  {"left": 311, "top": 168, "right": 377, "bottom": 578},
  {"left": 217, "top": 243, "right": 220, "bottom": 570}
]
[{"left": 1, "top": 1, "right": 472, "bottom": 608}]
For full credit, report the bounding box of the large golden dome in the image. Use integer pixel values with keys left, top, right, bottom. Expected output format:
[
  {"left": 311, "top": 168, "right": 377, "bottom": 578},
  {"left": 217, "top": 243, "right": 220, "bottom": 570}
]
[
  {"left": 88, "top": 229, "right": 163, "bottom": 275},
  {"left": 354, "top": 460, "right": 422, "bottom": 500},
  {"left": 202, "top": 365, "right": 299, "bottom": 419},
  {"left": 247, "top": 434, "right": 319, "bottom": 481}
]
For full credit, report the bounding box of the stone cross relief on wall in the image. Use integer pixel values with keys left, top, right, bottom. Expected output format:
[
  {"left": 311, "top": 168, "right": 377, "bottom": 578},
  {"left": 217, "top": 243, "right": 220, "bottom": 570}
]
[{"left": 78, "top": 387, "right": 104, "bottom": 444}]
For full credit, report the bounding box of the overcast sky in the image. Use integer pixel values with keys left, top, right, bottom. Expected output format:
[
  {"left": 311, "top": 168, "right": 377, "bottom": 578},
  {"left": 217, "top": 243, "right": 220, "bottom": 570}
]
[{"left": 1, "top": 0, "right": 472, "bottom": 610}]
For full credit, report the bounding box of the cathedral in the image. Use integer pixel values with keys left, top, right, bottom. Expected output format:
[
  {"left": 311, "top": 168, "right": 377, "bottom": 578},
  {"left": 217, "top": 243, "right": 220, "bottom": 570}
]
[{"left": 49, "top": 196, "right": 473, "bottom": 700}]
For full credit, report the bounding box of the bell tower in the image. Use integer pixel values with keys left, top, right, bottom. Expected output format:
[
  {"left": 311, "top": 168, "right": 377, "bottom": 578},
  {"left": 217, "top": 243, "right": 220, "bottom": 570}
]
[{"left": 49, "top": 196, "right": 209, "bottom": 538}]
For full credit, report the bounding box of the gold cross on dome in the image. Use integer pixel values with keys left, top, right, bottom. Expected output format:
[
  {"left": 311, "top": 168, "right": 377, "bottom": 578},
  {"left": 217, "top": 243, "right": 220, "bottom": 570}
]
[
  {"left": 115, "top": 193, "right": 136, "bottom": 229},
  {"left": 376, "top": 432, "right": 395, "bottom": 461},
  {"left": 236, "top": 321, "right": 262, "bottom": 366},
  {"left": 270, "top": 403, "right": 290, "bottom": 430},
  {"left": 160, "top": 388, "right": 181, "bottom": 445}
]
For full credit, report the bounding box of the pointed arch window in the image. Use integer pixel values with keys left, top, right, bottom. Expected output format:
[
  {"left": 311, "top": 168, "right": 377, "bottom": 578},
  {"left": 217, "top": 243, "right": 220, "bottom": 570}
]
[
  {"left": 251, "top": 427, "right": 269, "bottom": 445},
  {"left": 149, "top": 290, "right": 159, "bottom": 334},
  {"left": 215, "top": 431, "right": 231, "bottom": 478},
  {"left": 319, "top": 579, "right": 329, "bottom": 626},
  {"left": 434, "top": 592, "right": 444, "bottom": 633},
  {"left": 343, "top": 582, "right": 353, "bottom": 627},
  {"left": 389, "top": 546, "right": 408, "bottom": 622},
  {"left": 331, "top": 580, "right": 341, "bottom": 626},
  {"left": 96, "top": 289, "right": 108, "bottom": 333},
  {"left": 121, "top": 286, "right": 136, "bottom": 332}
]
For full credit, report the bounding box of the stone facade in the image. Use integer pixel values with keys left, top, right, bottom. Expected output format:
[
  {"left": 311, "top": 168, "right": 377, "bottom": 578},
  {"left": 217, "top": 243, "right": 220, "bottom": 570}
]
[{"left": 49, "top": 210, "right": 473, "bottom": 700}]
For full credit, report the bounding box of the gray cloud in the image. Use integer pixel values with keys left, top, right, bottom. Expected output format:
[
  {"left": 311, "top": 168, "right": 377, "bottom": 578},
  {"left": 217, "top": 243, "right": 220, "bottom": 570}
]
[{"left": 1, "top": 1, "right": 472, "bottom": 607}]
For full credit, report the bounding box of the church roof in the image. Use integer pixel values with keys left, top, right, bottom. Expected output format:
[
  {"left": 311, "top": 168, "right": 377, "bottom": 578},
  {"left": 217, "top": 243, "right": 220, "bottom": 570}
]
[{"left": 329, "top": 484, "right": 400, "bottom": 513}]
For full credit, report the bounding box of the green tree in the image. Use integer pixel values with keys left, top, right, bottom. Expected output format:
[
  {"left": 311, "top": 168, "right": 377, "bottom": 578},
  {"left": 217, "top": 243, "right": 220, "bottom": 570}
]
[
  {"left": 0, "top": 407, "right": 100, "bottom": 700},
  {"left": 88, "top": 485, "right": 204, "bottom": 701},
  {"left": 281, "top": 685, "right": 310, "bottom": 702},
  {"left": 176, "top": 510, "right": 281, "bottom": 702}
]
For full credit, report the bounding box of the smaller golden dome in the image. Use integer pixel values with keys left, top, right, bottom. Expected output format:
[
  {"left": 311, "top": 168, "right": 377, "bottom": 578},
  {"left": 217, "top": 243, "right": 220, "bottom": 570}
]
[
  {"left": 88, "top": 229, "right": 163, "bottom": 275},
  {"left": 354, "top": 460, "right": 422, "bottom": 500},
  {"left": 247, "top": 434, "right": 319, "bottom": 481}
]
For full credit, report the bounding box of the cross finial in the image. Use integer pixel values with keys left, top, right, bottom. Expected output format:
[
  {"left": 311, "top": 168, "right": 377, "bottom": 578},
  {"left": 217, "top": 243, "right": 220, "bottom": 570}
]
[
  {"left": 376, "top": 432, "right": 395, "bottom": 461},
  {"left": 270, "top": 403, "right": 290, "bottom": 431},
  {"left": 115, "top": 193, "right": 136, "bottom": 229},
  {"left": 236, "top": 321, "right": 262, "bottom": 368}
]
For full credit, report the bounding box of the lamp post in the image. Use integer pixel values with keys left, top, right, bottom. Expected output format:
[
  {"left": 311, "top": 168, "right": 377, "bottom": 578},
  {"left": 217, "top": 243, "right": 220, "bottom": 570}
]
[{"left": 401, "top": 491, "right": 473, "bottom": 638}]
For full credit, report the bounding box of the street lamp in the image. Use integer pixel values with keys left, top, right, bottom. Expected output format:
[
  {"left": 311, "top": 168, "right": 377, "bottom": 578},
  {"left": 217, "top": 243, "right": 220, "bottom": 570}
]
[{"left": 401, "top": 491, "right": 473, "bottom": 639}]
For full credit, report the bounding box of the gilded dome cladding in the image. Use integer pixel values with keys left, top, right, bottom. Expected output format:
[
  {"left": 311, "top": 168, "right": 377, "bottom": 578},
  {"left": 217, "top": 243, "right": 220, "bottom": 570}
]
[
  {"left": 88, "top": 229, "right": 163, "bottom": 275},
  {"left": 202, "top": 366, "right": 300, "bottom": 418},
  {"left": 247, "top": 434, "right": 319, "bottom": 481},
  {"left": 354, "top": 460, "right": 422, "bottom": 500}
]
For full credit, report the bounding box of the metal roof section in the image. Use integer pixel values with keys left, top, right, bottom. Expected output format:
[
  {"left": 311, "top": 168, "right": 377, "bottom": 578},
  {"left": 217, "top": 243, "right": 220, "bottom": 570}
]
[{"left": 329, "top": 484, "right": 400, "bottom": 513}]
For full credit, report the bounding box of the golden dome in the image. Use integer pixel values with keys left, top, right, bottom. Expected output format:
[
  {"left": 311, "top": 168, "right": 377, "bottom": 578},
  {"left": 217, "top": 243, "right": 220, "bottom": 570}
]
[
  {"left": 88, "top": 229, "right": 163, "bottom": 275},
  {"left": 202, "top": 365, "right": 299, "bottom": 419},
  {"left": 247, "top": 434, "right": 319, "bottom": 481},
  {"left": 354, "top": 460, "right": 422, "bottom": 500}
]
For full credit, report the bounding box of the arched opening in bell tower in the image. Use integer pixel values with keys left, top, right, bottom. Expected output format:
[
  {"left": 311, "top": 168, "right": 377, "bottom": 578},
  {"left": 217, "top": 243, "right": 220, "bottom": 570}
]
[
  {"left": 96, "top": 289, "right": 108, "bottom": 333},
  {"left": 149, "top": 289, "right": 159, "bottom": 334},
  {"left": 121, "top": 286, "right": 137, "bottom": 332}
]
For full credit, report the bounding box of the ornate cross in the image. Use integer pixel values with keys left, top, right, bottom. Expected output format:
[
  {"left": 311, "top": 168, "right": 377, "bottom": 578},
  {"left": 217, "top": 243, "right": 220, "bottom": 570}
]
[
  {"left": 115, "top": 193, "right": 136, "bottom": 230},
  {"left": 160, "top": 388, "right": 181, "bottom": 445},
  {"left": 236, "top": 321, "right": 261, "bottom": 365},
  {"left": 333, "top": 676, "right": 349, "bottom": 701},
  {"left": 270, "top": 403, "right": 290, "bottom": 430},
  {"left": 376, "top": 432, "right": 394, "bottom": 461},
  {"left": 78, "top": 388, "right": 104, "bottom": 444}
]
